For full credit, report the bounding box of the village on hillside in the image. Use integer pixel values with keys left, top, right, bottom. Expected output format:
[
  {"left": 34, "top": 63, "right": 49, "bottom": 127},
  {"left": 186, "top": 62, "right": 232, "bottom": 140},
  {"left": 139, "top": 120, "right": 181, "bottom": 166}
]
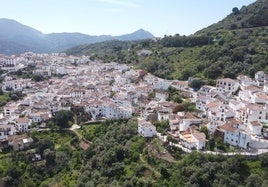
[{"left": 0, "top": 52, "right": 268, "bottom": 153}]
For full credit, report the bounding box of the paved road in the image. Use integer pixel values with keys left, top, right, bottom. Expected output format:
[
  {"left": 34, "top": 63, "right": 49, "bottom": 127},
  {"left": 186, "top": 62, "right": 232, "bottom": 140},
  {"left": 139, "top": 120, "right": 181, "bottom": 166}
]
[{"left": 169, "top": 142, "right": 268, "bottom": 156}]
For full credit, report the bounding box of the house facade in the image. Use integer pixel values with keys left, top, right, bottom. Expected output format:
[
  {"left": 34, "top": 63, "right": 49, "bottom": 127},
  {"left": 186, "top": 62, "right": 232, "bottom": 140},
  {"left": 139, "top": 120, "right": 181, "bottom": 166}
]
[
  {"left": 138, "top": 118, "right": 156, "bottom": 137},
  {"left": 216, "top": 78, "right": 239, "bottom": 94}
]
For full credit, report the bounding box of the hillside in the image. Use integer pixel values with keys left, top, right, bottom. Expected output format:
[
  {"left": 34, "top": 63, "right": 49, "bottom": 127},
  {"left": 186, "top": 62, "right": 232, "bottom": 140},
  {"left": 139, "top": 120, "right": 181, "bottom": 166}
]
[
  {"left": 66, "top": 0, "right": 268, "bottom": 81},
  {"left": 0, "top": 18, "right": 154, "bottom": 55},
  {"left": 2, "top": 120, "right": 268, "bottom": 186}
]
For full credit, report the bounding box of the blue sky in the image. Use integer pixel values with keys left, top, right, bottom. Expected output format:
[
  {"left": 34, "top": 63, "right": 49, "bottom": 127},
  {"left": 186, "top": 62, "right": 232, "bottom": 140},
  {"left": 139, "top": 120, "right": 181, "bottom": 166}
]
[{"left": 0, "top": 0, "right": 256, "bottom": 37}]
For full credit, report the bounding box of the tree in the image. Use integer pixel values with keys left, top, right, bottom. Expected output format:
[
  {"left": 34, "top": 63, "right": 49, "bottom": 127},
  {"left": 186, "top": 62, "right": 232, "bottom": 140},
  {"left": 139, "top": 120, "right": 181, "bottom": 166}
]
[
  {"left": 232, "top": 7, "right": 239, "bottom": 15},
  {"left": 246, "top": 174, "right": 263, "bottom": 187},
  {"left": 32, "top": 74, "right": 44, "bottom": 82},
  {"left": 200, "top": 126, "right": 209, "bottom": 139},
  {"left": 207, "top": 138, "right": 215, "bottom": 151},
  {"left": 16, "top": 69, "right": 23, "bottom": 76},
  {"left": 43, "top": 149, "right": 56, "bottom": 166},
  {"left": 53, "top": 110, "right": 74, "bottom": 128},
  {"left": 36, "top": 139, "right": 55, "bottom": 155},
  {"left": 160, "top": 167, "right": 170, "bottom": 179},
  {"left": 189, "top": 78, "right": 204, "bottom": 90},
  {"left": 215, "top": 136, "right": 225, "bottom": 151},
  {"left": 260, "top": 153, "right": 268, "bottom": 167}
]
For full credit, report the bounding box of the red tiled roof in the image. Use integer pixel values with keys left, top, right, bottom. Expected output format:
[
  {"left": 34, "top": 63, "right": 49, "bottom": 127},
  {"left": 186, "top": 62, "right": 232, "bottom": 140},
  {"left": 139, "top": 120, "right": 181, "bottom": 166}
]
[
  {"left": 220, "top": 123, "right": 238, "bottom": 133},
  {"left": 250, "top": 121, "right": 261, "bottom": 126},
  {"left": 17, "top": 117, "right": 29, "bottom": 124}
]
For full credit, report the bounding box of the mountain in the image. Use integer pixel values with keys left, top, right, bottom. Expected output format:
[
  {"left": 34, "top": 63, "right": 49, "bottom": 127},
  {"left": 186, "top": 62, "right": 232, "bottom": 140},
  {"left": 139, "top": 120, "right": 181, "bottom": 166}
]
[
  {"left": 66, "top": 0, "right": 268, "bottom": 81},
  {"left": 115, "top": 29, "right": 154, "bottom": 41},
  {"left": 0, "top": 18, "right": 154, "bottom": 55}
]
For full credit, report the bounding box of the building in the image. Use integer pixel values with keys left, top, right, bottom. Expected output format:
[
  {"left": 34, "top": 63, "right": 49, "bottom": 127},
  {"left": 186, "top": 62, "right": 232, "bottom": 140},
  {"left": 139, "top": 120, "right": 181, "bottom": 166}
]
[
  {"left": 179, "top": 130, "right": 206, "bottom": 150},
  {"left": 16, "top": 117, "right": 30, "bottom": 132},
  {"left": 138, "top": 118, "right": 156, "bottom": 137},
  {"left": 248, "top": 121, "right": 262, "bottom": 135},
  {"left": 216, "top": 120, "right": 250, "bottom": 149},
  {"left": 0, "top": 124, "right": 14, "bottom": 140},
  {"left": 255, "top": 71, "right": 266, "bottom": 86},
  {"left": 216, "top": 78, "right": 239, "bottom": 94}
]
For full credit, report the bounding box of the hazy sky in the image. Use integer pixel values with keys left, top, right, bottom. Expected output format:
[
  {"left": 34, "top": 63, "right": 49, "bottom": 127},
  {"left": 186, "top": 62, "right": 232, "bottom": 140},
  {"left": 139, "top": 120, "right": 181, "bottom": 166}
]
[{"left": 0, "top": 0, "right": 256, "bottom": 37}]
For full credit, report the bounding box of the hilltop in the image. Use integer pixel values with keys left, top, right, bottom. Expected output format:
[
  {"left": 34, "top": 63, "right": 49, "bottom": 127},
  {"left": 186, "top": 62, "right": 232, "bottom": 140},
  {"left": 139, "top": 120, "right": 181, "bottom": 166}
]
[
  {"left": 66, "top": 0, "right": 268, "bottom": 81},
  {"left": 0, "top": 18, "right": 154, "bottom": 55}
]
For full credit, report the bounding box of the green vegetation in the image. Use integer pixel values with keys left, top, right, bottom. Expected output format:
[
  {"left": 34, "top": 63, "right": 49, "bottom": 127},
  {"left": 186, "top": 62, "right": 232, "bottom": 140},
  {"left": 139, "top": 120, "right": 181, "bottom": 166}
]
[
  {"left": 8, "top": 91, "right": 25, "bottom": 101},
  {"left": 0, "top": 92, "right": 10, "bottom": 107},
  {"left": 66, "top": 0, "right": 268, "bottom": 81},
  {"left": 0, "top": 130, "right": 80, "bottom": 186},
  {"left": 2, "top": 119, "right": 268, "bottom": 186},
  {"left": 32, "top": 74, "right": 45, "bottom": 82},
  {"left": 167, "top": 86, "right": 183, "bottom": 103},
  {"left": 53, "top": 110, "right": 75, "bottom": 129},
  {"left": 78, "top": 123, "right": 103, "bottom": 142}
]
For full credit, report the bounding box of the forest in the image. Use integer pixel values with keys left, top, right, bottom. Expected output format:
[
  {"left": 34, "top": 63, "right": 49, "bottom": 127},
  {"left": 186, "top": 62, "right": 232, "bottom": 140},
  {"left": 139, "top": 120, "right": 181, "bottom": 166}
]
[{"left": 1, "top": 119, "right": 268, "bottom": 186}]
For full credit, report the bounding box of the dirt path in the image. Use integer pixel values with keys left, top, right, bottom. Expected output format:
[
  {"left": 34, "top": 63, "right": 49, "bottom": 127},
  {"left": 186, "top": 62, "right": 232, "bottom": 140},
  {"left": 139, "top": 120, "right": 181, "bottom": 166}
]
[{"left": 69, "top": 124, "right": 92, "bottom": 149}]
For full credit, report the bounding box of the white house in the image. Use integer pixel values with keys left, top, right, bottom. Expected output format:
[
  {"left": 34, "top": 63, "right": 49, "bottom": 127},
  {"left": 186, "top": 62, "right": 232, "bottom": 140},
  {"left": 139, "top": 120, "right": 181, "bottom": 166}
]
[
  {"left": 179, "top": 113, "right": 203, "bottom": 131},
  {"left": 138, "top": 118, "right": 156, "bottom": 138},
  {"left": 88, "top": 99, "right": 132, "bottom": 120},
  {"left": 31, "top": 111, "right": 51, "bottom": 123},
  {"left": 50, "top": 102, "right": 71, "bottom": 114},
  {"left": 168, "top": 114, "right": 181, "bottom": 131},
  {"left": 2, "top": 79, "right": 32, "bottom": 91},
  {"left": 71, "top": 89, "right": 86, "bottom": 98},
  {"left": 2, "top": 57, "right": 16, "bottom": 67},
  {"left": 56, "top": 66, "right": 67, "bottom": 75},
  {"left": 192, "top": 132, "right": 206, "bottom": 150},
  {"left": 3, "top": 103, "right": 18, "bottom": 116},
  {"left": 238, "top": 85, "right": 262, "bottom": 102},
  {"left": 0, "top": 124, "right": 14, "bottom": 140},
  {"left": 248, "top": 121, "right": 262, "bottom": 135},
  {"left": 155, "top": 90, "right": 168, "bottom": 101},
  {"left": 197, "top": 85, "right": 217, "bottom": 97},
  {"left": 255, "top": 71, "right": 266, "bottom": 86},
  {"left": 244, "top": 104, "right": 268, "bottom": 124},
  {"left": 252, "top": 93, "right": 268, "bottom": 104},
  {"left": 217, "top": 120, "right": 250, "bottom": 149},
  {"left": 170, "top": 81, "right": 189, "bottom": 92},
  {"left": 196, "top": 96, "right": 215, "bottom": 112},
  {"left": 179, "top": 130, "right": 206, "bottom": 150},
  {"left": 157, "top": 109, "right": 170, "bottom": 121},
  {"left": 179, "top": 131, "right": 196, "bottom": 149},
  {"left": 237, "top": 75, "right": 257, "bottom": 90},
  {"left": 264, "top": 84, "right": 268, "bottom": 94},
  {"left": 33, "top": 69, "right": 51, "bottom": 77},
  {"left": 216, "top": 78, "right": 239, "bottom": 94},
  {"left": 16, "top": 117, "right": 30, "bottom": 132}
]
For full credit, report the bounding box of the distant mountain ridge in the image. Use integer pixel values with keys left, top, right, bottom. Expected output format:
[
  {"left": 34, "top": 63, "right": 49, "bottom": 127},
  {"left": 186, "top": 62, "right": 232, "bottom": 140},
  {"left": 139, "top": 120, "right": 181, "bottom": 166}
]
[
  {"left": 0, "top": 18, "right": 154, "bottom": 55},
  {"left": 66, "top": 0, "right": 268, "bottom": 80}
]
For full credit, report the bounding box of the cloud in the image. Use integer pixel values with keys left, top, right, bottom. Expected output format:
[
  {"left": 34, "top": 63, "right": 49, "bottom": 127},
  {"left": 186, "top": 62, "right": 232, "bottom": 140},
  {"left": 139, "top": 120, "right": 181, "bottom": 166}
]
[
  {"left": 97, "top": 0, "right": 140, "bottom": 8},
  {"left": 104, "top": 8, "right": 125, "bottom": 12}
]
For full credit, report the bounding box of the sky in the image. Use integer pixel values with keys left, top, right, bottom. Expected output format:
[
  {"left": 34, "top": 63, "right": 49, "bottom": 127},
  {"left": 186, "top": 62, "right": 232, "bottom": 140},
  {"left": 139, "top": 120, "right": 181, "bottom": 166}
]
[{"left": 0, "top": 0, "right": 256, "bottom": 37}]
